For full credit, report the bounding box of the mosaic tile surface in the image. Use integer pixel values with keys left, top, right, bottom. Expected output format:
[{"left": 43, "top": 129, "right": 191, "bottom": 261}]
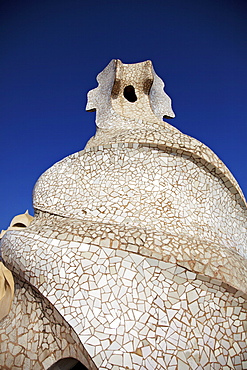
[
  {"left": 2, "top": 234, "right": 247, "bottom": 369},
  {"left": 1, "top": 59, "right": 247, "bottom": 369},
  {"left": 33, "top": 144, "right": 247, "bottom": 258},
  {"left": 0, "top": 274, "right": 97, "bottom": 370}
]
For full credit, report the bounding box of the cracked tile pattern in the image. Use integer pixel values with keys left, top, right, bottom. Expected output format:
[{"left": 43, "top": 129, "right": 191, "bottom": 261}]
[
  {"left": 0, "top": 274, "right": 97, "bottom": 370},
  {"left": 3, "top": 212, "right": 247, "bottom": 294},
  {"left": 2, "top": 236, "right": 247, "bottom": 369},
  {"left": 31, "top": 143, "right": 247, "bottom": 293},
  {"left": 1, "top": 60, "right": 247, "bottom": 369},
  {"left": 86, "top": 59, "right": 175, "bottom": 129},
  {"left": 85, "top": 128, "right": 246, "bottom": 208}
]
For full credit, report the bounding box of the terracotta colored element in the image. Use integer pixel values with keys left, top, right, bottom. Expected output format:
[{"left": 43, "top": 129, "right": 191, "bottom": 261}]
[
  {"left": 0, "top": 210, "right": 33, "bottom": 320},
  {"left": 0, "top": 262, "right": 14, "bottom": 320},
  {"left": 0, "top": 210, "right": 33, "bottom": 239}
]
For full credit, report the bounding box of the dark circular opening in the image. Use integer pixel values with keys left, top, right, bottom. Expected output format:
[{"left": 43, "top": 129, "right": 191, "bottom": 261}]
[{"left": 123, "top": 85, "right": 137, "bottom": 103}]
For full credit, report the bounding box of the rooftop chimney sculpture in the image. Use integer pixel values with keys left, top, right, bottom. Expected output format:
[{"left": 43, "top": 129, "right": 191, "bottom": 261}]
[{"left": 1, "top": 60, "right": 247, "bottom": 369}]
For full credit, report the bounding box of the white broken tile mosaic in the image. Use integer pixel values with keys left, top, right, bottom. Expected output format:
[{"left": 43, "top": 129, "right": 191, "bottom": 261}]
[{"left": 1, "top": 59, "right": 247, "bottom": 369}]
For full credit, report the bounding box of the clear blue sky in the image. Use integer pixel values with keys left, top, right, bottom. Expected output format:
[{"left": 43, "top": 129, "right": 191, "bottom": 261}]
[{"left": 1, "top": 0, "right": 247, "bottom": 229}]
